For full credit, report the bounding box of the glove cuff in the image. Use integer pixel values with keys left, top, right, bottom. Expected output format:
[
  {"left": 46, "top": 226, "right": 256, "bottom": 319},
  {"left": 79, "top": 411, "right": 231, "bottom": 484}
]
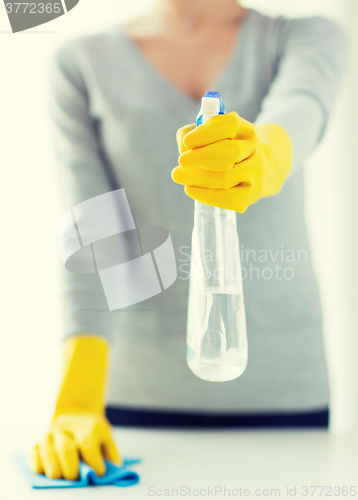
[
  {"left": 53, "top": 334, "right": 109, "bottom": 418},
  {"left": 256, "top": 123, "right": 293, "bottom": 197}
]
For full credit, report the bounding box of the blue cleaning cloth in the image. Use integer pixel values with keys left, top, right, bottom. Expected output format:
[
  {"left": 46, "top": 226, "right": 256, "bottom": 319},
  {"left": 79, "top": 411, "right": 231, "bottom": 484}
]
[{"left": 15, "top": 455, "right": 141, "bottom": 489}]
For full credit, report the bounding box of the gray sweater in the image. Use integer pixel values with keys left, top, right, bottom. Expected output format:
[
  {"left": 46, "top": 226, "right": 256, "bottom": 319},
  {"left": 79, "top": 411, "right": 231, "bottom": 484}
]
[{"left": 51, "top": 9, "right": 346, "bottom": 413}]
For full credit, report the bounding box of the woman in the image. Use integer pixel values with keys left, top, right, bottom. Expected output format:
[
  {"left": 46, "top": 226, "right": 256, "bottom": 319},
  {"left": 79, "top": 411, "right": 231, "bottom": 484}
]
[{"left": 30, "top": 0, "right": 346, "bottom": 480}]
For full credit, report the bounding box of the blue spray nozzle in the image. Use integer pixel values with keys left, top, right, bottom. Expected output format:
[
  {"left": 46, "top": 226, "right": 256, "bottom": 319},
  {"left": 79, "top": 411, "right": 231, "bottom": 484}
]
[
  {"left": 196, "top": 91, "right": 228, "bottom": 126},
  {"left": 204, "top": 91, "right": 221, "bottom": 99}
]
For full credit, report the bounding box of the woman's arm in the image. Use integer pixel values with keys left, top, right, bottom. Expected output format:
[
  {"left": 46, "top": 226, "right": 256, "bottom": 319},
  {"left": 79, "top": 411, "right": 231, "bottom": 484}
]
[
  {"left": 51, "top": 40, "right": 119, "bottom": 340},
  {"left": 255, "top": 15, "right": 348, "bottom": 175},
  {"left": 29, "top": 40, "right": 120, "bottom": 478},
  {"left": 172, "top": 16, "right": 347, "bottom": 212}
]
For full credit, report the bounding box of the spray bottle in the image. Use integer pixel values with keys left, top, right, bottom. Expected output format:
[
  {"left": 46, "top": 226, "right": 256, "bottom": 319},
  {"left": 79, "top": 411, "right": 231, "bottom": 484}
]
[{"left": 186, "top": 92, "right": 248, "bottom": 382}]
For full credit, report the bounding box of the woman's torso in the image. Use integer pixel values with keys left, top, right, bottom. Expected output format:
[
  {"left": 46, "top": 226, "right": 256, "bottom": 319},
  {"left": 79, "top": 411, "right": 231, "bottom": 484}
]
[{"left": 61, "top": 9, "right": 330, "bottom": 413}]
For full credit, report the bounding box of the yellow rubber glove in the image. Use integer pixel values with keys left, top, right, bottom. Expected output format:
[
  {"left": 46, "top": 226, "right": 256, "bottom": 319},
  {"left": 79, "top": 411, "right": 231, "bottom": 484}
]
[
  {"left": 29, "top": 335, "right": 120, "bottom": 480},
  {"left": 172, "top": 112, "right": 293, "bottom": 213}
]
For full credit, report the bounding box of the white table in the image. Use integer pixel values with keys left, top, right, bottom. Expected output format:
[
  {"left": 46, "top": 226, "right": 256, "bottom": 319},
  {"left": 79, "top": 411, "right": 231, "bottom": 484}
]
[{"left": 1, "top": 427, "right": 357, "bottom": 499}]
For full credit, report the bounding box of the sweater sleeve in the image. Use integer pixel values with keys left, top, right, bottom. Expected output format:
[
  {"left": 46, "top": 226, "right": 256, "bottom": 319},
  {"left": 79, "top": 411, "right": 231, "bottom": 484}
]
[
  {"left": 255, "top": 16, "right": 347, "bottom": 175},
  {"left": 50, "top": 41, "right": 118, "bottom": 342}
]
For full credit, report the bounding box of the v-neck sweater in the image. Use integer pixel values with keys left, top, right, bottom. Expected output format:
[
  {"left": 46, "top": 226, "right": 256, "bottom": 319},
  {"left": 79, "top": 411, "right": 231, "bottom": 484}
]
[{"left": 51, "top": 9, "right": 346, "bottom": 412}]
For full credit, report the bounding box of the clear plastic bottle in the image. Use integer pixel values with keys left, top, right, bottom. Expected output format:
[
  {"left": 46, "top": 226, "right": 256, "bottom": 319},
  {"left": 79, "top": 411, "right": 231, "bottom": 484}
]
[{"left": 186, "top": 93, "right": 248, "bottom": 382}]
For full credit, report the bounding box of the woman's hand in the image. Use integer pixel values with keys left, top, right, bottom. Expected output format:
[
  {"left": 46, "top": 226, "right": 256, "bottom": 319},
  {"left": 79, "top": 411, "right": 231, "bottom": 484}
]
[
  {"left": 172, "top": 112, "right": 293, "bottom": 213},
  {"left": 28, "top": 334, "right": 118, "bottom": 480},
  {"left": 29, "top": 412, "right": 120, "bottom": 480}
]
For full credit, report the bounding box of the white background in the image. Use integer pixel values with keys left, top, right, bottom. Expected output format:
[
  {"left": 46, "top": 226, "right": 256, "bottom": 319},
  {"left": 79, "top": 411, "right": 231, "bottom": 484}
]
[{"left": 0, "top": 0, "right": 357, "bottom": 434}]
